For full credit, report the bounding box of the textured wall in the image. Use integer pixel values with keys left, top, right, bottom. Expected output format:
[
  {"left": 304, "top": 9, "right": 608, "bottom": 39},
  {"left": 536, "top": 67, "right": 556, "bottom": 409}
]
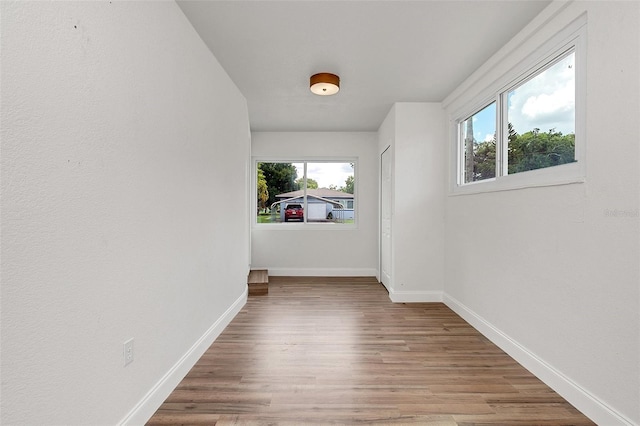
[
  {"left": 393, "top": 103, "right": 446, "bottom": 299},
  {"left": 1, "top": 2, "right": 250, "bottom": 424},
  {"left": 443, "top": 2, "right": 639, "bottom": 424},
  {"left": 377, "top": 103, "right": 446, "bottom": 301}
]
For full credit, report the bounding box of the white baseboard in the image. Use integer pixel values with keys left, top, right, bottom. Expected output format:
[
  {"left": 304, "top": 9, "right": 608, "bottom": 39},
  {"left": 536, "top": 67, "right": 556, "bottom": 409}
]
[
  {"left": 389, "top": 289, "right": 443, "bottom": 303},
  {"left": 117, "top": 287, "right": 248, "bottom": 426},
  {"left": 443, "top": 293, "right": 635, "bottom": 426},
  {"left": 266, "top": 267, "right": 378, "bottom": 277}
]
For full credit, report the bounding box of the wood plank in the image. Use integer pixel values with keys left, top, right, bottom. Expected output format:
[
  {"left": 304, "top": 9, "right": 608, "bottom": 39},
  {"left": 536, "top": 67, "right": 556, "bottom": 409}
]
[
  {"left": 247, "top": 269, "right": 268, "bottom": 284},
  {"left": 147, "top": 276, "right": 595, "bottom": 425},
  {"left": 248, "top": 269, "right": 268, "bottom": 295}
]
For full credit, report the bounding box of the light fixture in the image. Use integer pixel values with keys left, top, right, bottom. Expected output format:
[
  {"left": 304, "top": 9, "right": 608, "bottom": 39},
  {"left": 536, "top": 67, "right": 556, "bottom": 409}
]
[{"left": 310, "top": 72, "right": 340, "bottom": 96}]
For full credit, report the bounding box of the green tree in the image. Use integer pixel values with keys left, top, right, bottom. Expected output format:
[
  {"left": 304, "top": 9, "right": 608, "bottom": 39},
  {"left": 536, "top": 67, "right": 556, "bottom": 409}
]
[
  {"left": 296, "top": 177, "right": 318, "bottom": 189},
  {"left": 507, "top": 128, "right": 575, "bottom": 174},
  {"left": 257, "top": 167, "right": 269, "bottom": 213},
  {"left": 473, "top": 137, "right": 496, "bottom": 181},
  {"left": 258, "top": 162, "right": 299, "bottom": 207},
  {"left": 340, "top": 175, "right": 354, "bottom": 194},
  {"left": 469, "top": 124, "right": 575, "bottom": 180}
]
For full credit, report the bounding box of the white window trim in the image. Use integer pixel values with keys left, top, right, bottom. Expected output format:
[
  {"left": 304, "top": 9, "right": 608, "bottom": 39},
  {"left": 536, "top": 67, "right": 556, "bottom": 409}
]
[
  {"left": 449, "top": 14, "right": 587, "bottom": 196},
  {"left": 252, "top": 157, "right": 358, "bottom": 230}
]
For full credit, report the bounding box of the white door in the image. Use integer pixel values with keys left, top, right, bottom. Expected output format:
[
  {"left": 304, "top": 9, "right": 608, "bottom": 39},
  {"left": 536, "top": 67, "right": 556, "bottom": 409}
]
[
  {"left": 380, "top": 146, "right": 392, "bottom": 291},
  {"left": 308, "top": 202, "right": 326, "bottom": 221}
]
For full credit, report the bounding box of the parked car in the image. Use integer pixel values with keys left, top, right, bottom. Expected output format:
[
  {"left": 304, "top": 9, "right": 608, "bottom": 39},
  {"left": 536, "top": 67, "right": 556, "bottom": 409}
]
[{"left": 284, "top": 203, "right": 303, "bottom": 222}]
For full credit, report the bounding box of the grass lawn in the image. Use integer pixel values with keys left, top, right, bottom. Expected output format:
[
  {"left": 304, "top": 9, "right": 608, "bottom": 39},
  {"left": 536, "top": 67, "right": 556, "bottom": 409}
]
[
  {"left": 257, "top": 214, "right": 354, "bottom": 225},
  {"left": 257, "top": 214, "right": 278, "bottom": 223}
]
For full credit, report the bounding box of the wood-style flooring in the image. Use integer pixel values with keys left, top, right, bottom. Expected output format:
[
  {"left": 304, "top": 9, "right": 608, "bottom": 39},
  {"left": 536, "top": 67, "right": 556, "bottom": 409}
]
[{"left": 147, "top": 276, "right": 594, "bottom": 425}]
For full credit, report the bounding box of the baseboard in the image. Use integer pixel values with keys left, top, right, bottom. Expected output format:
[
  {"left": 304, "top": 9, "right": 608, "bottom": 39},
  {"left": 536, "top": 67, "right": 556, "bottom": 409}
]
[
  {"left": 443, "top": 292, "right": 635, "bottom": 426},
  {"left": 266, "top": 267, "right": 378, "bottom": 277},
  {"left": 117, "top": 287, "right": 248, "bottom": 426},
  {"left": 389, "top": 289, "right": 443, "bottom": 303}
]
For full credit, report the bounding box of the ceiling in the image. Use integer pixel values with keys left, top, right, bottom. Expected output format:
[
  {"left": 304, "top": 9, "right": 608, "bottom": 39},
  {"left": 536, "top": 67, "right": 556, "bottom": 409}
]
[{"left": 177, "top": 1, "right": 552, "bottom": 132}]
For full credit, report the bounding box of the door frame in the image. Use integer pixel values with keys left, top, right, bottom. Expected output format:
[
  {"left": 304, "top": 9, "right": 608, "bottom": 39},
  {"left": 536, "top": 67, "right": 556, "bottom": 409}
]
[{"left": 379, "top": 144, "right": 392, "bottom": 292}]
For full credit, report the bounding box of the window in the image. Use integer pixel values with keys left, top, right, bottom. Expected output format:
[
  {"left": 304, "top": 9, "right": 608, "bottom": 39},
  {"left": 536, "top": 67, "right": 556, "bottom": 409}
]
[
  {"left": 256, "top": 160, "right": 355, "bottom": 225},
  {"left": 505, "top": 51, "right": 576, "bottom": 175},
  {"left": 461, "top": 102, "right": 496, "bottom": 184},
  {"left": 453, "top": 17, "right": 585, "bottom": 193}
]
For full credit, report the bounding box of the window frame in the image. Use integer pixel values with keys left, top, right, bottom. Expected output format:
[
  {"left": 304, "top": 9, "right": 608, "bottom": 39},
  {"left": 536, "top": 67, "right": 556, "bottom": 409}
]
[
  {"left": 458, "top": 100, "right": 499, "bottom": 185},
  {"left": 252, "top": 157, "right": 358, "bottom": 229},
  {"left": 450, "top": 16, "right": 586, "bottom": 195}
]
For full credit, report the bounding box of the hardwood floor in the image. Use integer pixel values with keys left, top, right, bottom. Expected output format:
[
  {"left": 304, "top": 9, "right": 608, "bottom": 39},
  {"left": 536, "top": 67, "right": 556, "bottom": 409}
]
[{"left": 147, "top": 277, "right": 594, "bottom": 425}]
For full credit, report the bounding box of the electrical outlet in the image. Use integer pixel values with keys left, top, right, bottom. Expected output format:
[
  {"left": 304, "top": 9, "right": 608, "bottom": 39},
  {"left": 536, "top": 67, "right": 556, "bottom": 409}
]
[{"left": 123, "top": 338, "right": 134, "bottom": 366}]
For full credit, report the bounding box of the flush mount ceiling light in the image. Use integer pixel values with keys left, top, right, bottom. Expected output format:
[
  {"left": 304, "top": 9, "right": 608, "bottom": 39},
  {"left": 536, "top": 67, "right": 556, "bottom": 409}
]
[{"left": 310, "top": 72, "right": 340, "bottom": 96}]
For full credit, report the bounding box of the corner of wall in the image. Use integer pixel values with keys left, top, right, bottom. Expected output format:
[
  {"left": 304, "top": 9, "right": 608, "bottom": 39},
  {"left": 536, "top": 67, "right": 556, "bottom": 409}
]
[
  {"left": 118, "top": 288, "right": 248, "bottom": 425},
  {"left": 443, "top": 292, "right": 636, "bottom": 426}
]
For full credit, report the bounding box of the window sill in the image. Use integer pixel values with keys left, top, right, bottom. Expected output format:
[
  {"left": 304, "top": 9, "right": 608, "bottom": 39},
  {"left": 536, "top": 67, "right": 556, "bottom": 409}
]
[
  {"left": 450, "top": 164, "right": 585, "bottom": 196},
  {"left": 253, "top": 222, "right": 358, "bottom": 231}
]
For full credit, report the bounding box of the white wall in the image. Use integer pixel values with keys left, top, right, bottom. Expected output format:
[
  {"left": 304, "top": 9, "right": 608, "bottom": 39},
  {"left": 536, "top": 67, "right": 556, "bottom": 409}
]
[
  {"left": 378, "top": 103, "right": 446, "bottom": 302},
  {"left": 1, "top": 2, "right": 250, "bottom": 425},
  {"left": 251, "top": 132, "right": 378, "bottom": 276},
  {"left": 442, "top": 2, "right": 639, "bottom": 424},
  {"left": 378, "top": 106, "right": 396, "bottom": 286}
]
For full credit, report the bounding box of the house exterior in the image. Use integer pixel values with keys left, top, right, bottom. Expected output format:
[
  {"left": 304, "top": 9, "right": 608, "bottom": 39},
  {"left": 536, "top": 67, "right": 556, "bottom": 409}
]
[{"left": 274, "top": 188, "right": 354, "bottom": 222}]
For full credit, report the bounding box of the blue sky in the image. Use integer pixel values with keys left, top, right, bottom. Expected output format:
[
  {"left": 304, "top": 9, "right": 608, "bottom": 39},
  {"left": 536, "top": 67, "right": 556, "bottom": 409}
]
[
  {"left": 292, "top": 162, "right": 354, "bottom": 189},
  {"left": 472, "top": 51, "right": 575, "bottom": 142},
  {"left": 472, "top": 102, "right": 497, "bottom": 143}
]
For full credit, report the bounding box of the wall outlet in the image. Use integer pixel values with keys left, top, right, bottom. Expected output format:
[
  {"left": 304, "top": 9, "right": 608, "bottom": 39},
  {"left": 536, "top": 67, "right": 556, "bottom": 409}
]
[{"left": 123, "top": 338, "right": 134, "bottom": 366}]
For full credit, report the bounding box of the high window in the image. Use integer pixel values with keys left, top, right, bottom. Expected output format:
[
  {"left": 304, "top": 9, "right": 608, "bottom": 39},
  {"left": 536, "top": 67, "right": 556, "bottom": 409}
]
[
  {"left": 453, "top": 17, "right": 585, "bottom": 193},
  {"left": 256, "top": 160, "right": 356, "bottom": 225},
  {"left": 505, "top": 51, "right": 576, "bottom": 175}
]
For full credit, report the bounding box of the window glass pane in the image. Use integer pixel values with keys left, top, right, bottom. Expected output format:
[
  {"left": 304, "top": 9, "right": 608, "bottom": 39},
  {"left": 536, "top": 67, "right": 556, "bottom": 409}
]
[
  {"left": 461, "top": 102, "right": 496, "bottom": 183},
  {"left": 507, "top": 51, "right": 575, "bottom": 174},
  {"left": 306, "top": 162, "right": 355, "bottom": 224},
  {"left": 256, "top": 162, "right": 302, "bottom": 223},
  {"left": 256, "top": 161, "right": 355, "bottom": 225}
]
